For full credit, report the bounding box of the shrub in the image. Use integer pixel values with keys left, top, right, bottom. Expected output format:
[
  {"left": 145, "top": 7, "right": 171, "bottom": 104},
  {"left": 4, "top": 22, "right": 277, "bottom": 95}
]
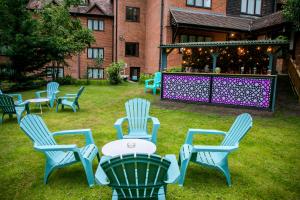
[
  {"left": 139, "top": 73, "right": 154, "bottom": 84},
  {"left": 167, "top": 66, "right": 182, "bottom": 72},
  {"left": 55, "top": 75, "right": 76, "bottom": 85},
  {"left": 106, "top": 60, "right": 125, "bottom": 85}
]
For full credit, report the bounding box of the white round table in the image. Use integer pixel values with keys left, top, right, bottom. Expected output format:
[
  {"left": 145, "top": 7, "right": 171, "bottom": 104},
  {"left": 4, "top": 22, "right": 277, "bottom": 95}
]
[
  {"left": 102, "top": 139, "right": 156, "bottom": 157},
  {"left": 26, "top": 98, "right": 50, "bottom": 114}
]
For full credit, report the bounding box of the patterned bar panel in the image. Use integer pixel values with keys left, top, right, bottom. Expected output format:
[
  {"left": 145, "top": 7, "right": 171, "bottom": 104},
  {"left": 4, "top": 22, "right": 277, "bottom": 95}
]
[
  {"left": 162, "top": 74, "right": 210, "bottom": 102},
  {"left": 161, "top": 73, "right": 275, "bottom": 110},
  {"left": 211, "top": 77, "right": 272, "bottom": 108}
]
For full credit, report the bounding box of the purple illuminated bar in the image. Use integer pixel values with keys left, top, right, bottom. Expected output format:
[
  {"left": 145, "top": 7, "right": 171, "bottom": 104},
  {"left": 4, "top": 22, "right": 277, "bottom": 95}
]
[
  {"left": 162, "top": 74, "right": 210, "bottom": 102},
  {"left": 211, "top": 77, "right": 271, "bottom": 108},
  {"left": 161, "top": 73, "right": 275, "bottom": 110}
]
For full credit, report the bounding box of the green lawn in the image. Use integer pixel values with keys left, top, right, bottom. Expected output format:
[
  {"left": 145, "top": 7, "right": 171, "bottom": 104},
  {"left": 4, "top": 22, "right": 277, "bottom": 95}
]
[{"left": 0, "top": 83, "right": 299, "bottom": 200}]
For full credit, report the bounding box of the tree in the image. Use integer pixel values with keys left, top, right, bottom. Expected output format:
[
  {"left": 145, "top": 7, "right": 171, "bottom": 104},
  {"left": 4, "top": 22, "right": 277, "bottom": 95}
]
[
  {"left": 0, "top": 0, "right": 94, "bottom": 82},
  {"left": 283, "top": 0, "right": 300, "bottom": 31}
]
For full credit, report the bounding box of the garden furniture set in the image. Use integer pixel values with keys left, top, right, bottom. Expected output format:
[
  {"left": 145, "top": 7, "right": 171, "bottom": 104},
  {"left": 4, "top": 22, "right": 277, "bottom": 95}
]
[
  {"left": 18, "top": 95, "right": 252, "bottom": 199},
  {"left": 0, "top": 82, "right": 85, "bottom": 123}
]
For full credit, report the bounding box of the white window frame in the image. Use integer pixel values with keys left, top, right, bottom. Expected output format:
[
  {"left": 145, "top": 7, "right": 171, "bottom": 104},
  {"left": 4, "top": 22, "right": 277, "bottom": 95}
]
[
  {"left": 241, "top": 0, "right": 262, "bottom": 15},
  {"left": 87, "top": 48, "right": 104, "bottom": 59},
  {"left": 87, "top": 19, "right": 104, "bottom": 31},
  {"left": 186, "top": 0, "right": 211, "bottom": 8},
  {"left": 46, "top": 67, "right": 64, "bottom": 78},
  {"left": 87, "top": 68, "right": 104, "bottom": 79}
]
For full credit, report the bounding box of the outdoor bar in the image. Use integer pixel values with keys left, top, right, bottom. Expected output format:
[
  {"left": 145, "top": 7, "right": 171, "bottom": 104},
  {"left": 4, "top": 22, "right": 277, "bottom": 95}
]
[{"left": 160, "top": 40, "right": 289, "bottom": 111}]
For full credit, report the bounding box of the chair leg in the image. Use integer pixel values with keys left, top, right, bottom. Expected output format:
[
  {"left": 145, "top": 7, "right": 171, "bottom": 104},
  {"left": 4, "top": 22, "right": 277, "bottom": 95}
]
[
  {"left": 72, "top": 105, "right": 77, "bottom": 112},
  {"left": 82, "top": 159, "right": 95, "bottom": 187},
  {"left": 9, "top": 114, "right": 13, "bottom": 119},
  {"left": 0, "top": 113, "right": 4, "bottom": 124},
  {"left": 153, "top": 88, "right": 156, "bottom": 95},
  {"left": 17, "top": 114, "right": 21, "bottom": 124},
  {"left": 76, "top": 102, "right": 80, "bottom": 110},
  {"left": 56, "top": 103, "right": 59, "bottom": 112},
  {"left": 178, "top": 158, "right": 190, "bottom": 186},
  {"left": 219, "top": 160, "right": 231, "bottom": 186},
  {"left": 44, "top": 161, "right": 54, "bottom": 184}
]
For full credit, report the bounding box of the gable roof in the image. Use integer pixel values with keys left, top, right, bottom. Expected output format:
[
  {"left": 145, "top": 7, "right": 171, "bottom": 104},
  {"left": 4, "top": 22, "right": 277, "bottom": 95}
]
[
  {"left": 27, "top": 0, "right": 113, "bottom": 16},
  {"left": 170, "top": 8, "right": 286, "bottom": 32}
]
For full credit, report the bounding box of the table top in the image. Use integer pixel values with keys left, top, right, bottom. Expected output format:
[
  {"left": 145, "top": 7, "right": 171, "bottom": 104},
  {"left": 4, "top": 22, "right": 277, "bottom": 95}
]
[
  {"left": 102, "top": 139, "right": 156, "bottom": 157},
  {"left": 26, "top": 98, "right": 50, "bottom": 103}
]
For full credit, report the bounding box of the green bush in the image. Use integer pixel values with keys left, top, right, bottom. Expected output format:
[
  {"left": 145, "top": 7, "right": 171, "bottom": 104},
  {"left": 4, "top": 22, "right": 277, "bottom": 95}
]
[
  {"left": 74, "top": 79, "right": 109, "bottom": 86},
  {"left": 106, "top": 60, "right": 125, "bottom": 85},
  {"left": 55, "top": 75, "right": 76, "bottom": 85},
  {"left": 139, "top": 73, "right": 154, "bottom": 84},
  {"left": 167, "top": 66, "right": 182, "bottom": 72}
]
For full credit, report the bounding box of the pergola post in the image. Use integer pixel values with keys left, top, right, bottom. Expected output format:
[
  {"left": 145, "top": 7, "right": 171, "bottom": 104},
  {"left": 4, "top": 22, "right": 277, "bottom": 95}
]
[
  {"left": 161, "top": 48, "right": 167, "bottom": 72},
  {"left": 267, "top": 53, "right": 274, "bottom": 73},
  {"left": 211, "top": 53, "right": 219, "bottom": 72}
]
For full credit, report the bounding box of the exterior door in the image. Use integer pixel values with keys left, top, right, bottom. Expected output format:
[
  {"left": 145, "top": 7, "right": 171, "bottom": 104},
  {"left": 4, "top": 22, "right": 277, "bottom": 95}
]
[{"left": 130, "top": 67, "right": 140, "bottom": 81}]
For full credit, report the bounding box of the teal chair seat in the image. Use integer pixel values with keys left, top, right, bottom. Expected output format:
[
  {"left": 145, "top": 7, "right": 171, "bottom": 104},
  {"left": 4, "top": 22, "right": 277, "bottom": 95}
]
[
  {"left": 114, "top": 98, "right": 160, "bottom": 144},
  {"left": 178, "top": 113, "right": 253, "bottom": 186},
  {"left": 144, "top": 72, "right": 161, "bottom": 95},
  {"left": 56, "top": 86, "right": 85, "bottom": 112},
  {"left": 20, "top": 114, "right": 100, "bottom": 187},
  {"left": 95, "top": 154, "right": 180, "bottom": 200},
  {"left": 35, "top": 82, "right": 59, "bottom": 108}
]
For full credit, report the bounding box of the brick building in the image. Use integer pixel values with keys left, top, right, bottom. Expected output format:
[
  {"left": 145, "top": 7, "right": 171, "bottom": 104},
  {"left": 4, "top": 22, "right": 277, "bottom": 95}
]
[{"left": 27, "top": 0, "right": 292, "bottom": 80}]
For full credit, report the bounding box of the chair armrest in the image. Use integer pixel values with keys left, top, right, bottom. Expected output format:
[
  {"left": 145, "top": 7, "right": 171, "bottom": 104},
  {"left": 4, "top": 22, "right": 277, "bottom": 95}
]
[
  {"left": 34, "top": 144, "right": 78, "bottom": 152},
  {"left": 114, "top": 117, "right": 128, "bottom": 139},
  {"left": 145, "top": 79, "right": 154, "bottom": 83},
  {"left": 16, "top": 101, "right": 29, "bottom": 106},
  {"left": 148, "top": 116, "right": 160, "bottom": 144},
  {"left": 95, "top": 156, "right": 111, "bottom": 185},
  {"left": 52, "top": 129, "right": 95, "bottom": 145},
  {"left": 185, "top": 129, "right": 226, "bottom": 145},
  {"left": 65, "top": 93, "right": 77, "bottom": 96},
  {"left": 193, "top": 145, "right": 239, "bottom": 152},
  {"left": 58, "top": 96, "right": 76, "bottom": 99},
  {"left": 35, "top": 90, "right": 46, "bottom": 97},
  {"left": 164, "top": 154, "right": 180, "bottom": 184}
]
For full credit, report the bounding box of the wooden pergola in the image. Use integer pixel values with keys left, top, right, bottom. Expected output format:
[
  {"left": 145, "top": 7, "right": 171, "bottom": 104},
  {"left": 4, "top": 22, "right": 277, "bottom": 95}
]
[{"left": 160, "top": 40, "right": 289, "bottom": 74}]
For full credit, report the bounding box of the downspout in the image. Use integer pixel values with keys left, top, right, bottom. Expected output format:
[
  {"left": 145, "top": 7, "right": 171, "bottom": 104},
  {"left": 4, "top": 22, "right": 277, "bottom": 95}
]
[
  {"left": 78, "top": 53, "right": 81, "bottom": 79},
  {"left": 159, "top": 0, "right": 164, "bottom": 71},
  {"left": 115, "top": 0, "right": 118, "bottom": 62}
]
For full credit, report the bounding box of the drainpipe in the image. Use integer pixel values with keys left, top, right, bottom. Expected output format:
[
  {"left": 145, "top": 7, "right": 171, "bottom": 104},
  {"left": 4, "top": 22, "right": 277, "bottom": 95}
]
[
  {"left": 115, "top": 0, "right": 118, "bottom": 62},
  {"left": 159, "top": 0, "right": 164, "bottom": 71}
]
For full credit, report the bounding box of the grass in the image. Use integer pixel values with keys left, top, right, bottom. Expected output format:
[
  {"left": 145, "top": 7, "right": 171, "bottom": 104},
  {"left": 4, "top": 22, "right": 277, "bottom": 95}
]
[{"left": 0, "top": 83, "right": 299, "bottom": 200}]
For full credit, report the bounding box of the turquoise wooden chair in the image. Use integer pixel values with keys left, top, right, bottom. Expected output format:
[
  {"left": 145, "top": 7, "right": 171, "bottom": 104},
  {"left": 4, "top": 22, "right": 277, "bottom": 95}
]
[
  {"left": 95, "top": 154, "right": 180, "bottom": 200},
  {"left": 114, "top": 98, "right": 160, "bottom": 144},
  {"left": 178, "top": 113, "right": 252, "bottom": 186},
  {"left": 144, "top": 72, "right": 161, "bottom": 95},
  {"left": 0, "top": 94, "right": 29, "bottom": 124},
  {"left": 0, "top": 89, "right": 23, "bottom": 104},
  {"left": 35, "top": 82, "right": 59, "bottom": 108},
  {"left": 20, "top": 114, "right": 100, "bottom": 187},
  {"left": 56, "top": 86, "right": 85, "bottom": 112}
]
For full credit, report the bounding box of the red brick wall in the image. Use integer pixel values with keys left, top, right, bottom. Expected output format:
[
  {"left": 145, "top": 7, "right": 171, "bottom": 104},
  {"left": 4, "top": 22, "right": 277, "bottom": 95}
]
[
  {"left": 65, "top": 16, "right": 113, "bottom": 79},
  {"left": 116, "top": 0, "right": 146, "bottom": 76},
  {"left": 144, "top": 0, "right": 161, "bottom": 74}
]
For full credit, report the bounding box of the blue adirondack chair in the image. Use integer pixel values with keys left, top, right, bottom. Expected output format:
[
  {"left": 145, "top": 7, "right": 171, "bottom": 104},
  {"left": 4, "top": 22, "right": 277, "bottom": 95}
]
[
  {"left": 20, "top": 114, "right": 100, "bottom": 187},
  {"left": 144, "top": 72, "right": 161, "bottom": 95},
  {"left": 0, "top": 94, "right": 29, "bottom": 124},
  {"left": 56, "top": 86, "right": 85, "bottom": 112},
  {"left": 178, "top": 113, "right": 252, "bottom": 186},
  {"left": 35, "top": 82, "right": 59, "bottom": 108},
  {"left": 114, "top": 98, "right": 160, "bottom": 144},
  {"left": 95, "top": 154, "right": 180, "bottom": 200},
  {"left": 0, "top": 89, "right": 23, "bottom": 104}
]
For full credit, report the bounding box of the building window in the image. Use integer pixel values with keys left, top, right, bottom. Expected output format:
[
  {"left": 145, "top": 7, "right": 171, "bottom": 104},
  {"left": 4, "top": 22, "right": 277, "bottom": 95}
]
[
  {"left": 88, "top": 19, "right": 104, "bottom": 31},
  {"left": 87, "top": 68, "right": 104, "bottom": 79},
  {"left": 87, "top": 48, "right": 104, "bottom": 59},
  {"left": 241, "top": 0, "right": 261, "bottom": 15},
  {"left": 47, "top": 67, "right": 64, "bottom": 78},
  {"left": 125, "top": 42, "right": 139, "bottom": 57},
  {"left": 126, "top": 7, "right": 140, "bottom": 22},
  {"left": 186, "top": 0, "right": 211, "bottom": 8},
  {"left": 180, "top": 35, "right": 212, "bottom": 42}
]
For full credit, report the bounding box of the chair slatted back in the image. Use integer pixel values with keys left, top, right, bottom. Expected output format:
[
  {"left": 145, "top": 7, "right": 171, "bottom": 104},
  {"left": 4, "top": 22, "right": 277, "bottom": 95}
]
[
  {"left": 0, "top": 89, "right": 3, "bottom": 94},
  {"left": 20, "top": 114, "right": 60, "bottom": 160},
  {"left": 75, "top": 86, "right": 85, "bottom": 103},
  {"left": 0, "top": 94, "right": 16, "bottom": 114},
  {"left": 221, "top": 113, "right": 252, "bottom": 146},
  {"left": 101, "top": 154, "right": 170, "bottom": 199},
  {"left": 47, "top": 82, "right": 59, "bottom": 98},
  {"left": 125, "top": 98, "right": 150, "bottom": 133},
  {"left": 154, "top": 72, "right": 161, "bottom": 86}
]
